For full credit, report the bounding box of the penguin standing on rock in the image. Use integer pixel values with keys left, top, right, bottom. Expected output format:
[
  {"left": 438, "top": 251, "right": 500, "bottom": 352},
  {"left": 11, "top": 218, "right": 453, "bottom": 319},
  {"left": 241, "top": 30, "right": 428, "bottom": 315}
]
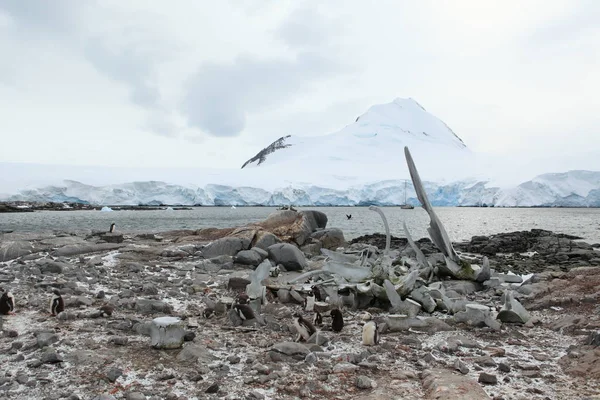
[
  {"left": 49, "top": 290, "right": 65, "bottom": 316},
  {"left": 109, "top": 223, "right": 116, "bottom": 233},
  {"left": 303, "top": 292, "right": 315, "bottom": 312},
  {"left": 0, "top": 289, "right": 15, "bottom": 315},
  {"left": 362, "top": 321, "right": 379, "bottom": 346},
  {"left": 330, "top": 309, "right": 344, "bottom": 332},
  {"left": 293, "top": 313, "right": 316, "bottom": 342}
]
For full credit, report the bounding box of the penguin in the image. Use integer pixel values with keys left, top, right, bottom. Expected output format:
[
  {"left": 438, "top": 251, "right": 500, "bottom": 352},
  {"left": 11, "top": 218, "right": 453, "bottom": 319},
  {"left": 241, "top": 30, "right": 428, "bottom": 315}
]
[
  {"left": 0, "top": 290, "right": 15, "bottom": 315},
  {"left": 202, "top": 308, "right": 215, "bottom": 319},
  {"left": 98, "top": 303, "right": 114, "bottom": 317},
  {"left": 311, "top": 285, "right": 323, "bottom": 302},
  {"left": 313, "top": 310, "right": 323, "bottom": 327},
  {"left": 236, "top": 293, "right": 250, "bottom": 305},
  {"left": 362, "top": 321, "right": 379, "bottom": 346},
  {"left": 233, "top": 304, "right": 256, "bottom": 321},
  {"left": 303, "top": 292, "right": 315, "bottom": 312},
  {"left": 330, "top": 308, "right": 344, "bottom": 332},
  {"left": 49, "top": 289, "right": 65, "bottom": 316},
  {"left": 346, "top": 214, "right": 352, "bottom": 220},
  {"left": 293, "top": 313, "right": 316, "bottom": 342},
  {"left": 109, "top": 223, "right": 116, "bottom": 233}
]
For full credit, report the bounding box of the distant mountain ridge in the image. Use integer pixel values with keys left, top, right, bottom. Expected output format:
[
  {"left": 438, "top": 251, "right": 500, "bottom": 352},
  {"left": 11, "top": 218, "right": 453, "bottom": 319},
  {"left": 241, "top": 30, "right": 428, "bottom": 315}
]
[{"left": 4, "top": 171, "right": 600, "bottom": 207}]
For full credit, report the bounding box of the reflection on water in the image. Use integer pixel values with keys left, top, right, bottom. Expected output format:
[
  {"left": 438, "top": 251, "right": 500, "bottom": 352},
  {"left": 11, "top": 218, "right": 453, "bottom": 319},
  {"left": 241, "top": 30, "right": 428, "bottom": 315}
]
[{"left": 1, "top": 207, "right": 599, "bottom": 244}]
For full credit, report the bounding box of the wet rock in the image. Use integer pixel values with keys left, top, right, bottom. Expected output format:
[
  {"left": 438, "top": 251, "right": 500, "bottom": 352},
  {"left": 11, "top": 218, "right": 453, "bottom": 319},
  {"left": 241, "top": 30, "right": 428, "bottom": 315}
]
[{"left": 267, "top": 243, "right": 308, "bottom": 271}]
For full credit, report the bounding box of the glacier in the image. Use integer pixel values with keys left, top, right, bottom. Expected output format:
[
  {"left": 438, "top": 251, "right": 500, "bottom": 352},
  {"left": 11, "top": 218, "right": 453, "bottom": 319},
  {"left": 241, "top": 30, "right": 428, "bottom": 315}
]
[
  {"left": 1, "top": 97, "right": 598, "bottom": 207},
  {"left": 3, "top": 171, "right": 600, "bottom": 207}
]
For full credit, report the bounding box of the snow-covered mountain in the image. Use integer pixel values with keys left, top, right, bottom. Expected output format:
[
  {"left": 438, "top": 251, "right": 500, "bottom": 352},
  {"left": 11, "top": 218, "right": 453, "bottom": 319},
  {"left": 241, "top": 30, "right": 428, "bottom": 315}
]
[
  {"left": 241, "top": 98, "right": 474, "bottom": 183},
  {"left": 1, "top": 97, "right": 598, "bottom": 207}
]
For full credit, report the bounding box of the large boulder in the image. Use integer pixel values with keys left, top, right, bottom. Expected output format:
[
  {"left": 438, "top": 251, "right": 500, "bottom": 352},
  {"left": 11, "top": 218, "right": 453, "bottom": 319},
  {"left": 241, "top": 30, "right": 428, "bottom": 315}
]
[
  {"left": 0, "top": 241, "right": 34, "bottom": 262},
  {"left": 300, "top": 211, "right": 328, "bottom": 231},
  {"left": 267, "top": 243, "right": 308, "bottom": 271},
  {"left": 234, "top": 249, "right": 264, "bottom": 266},
  {"left": 202, "top": 237, "right": 249, "bottom": 258},
  {"left": 253, "top": 232, "right": 281, "bottom": 250},
  {"left": 311, "top": 228, "right": 346, "bottom": 250}
]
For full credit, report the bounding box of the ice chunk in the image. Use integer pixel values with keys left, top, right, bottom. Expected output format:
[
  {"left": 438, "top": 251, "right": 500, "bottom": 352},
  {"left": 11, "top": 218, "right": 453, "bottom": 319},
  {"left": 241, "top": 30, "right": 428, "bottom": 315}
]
[
  {"left": 100, "top": 206, "right": 113, "bottom": 212},
  {"left": 150, "top": 317, "right": 185, "bottom": 349}
]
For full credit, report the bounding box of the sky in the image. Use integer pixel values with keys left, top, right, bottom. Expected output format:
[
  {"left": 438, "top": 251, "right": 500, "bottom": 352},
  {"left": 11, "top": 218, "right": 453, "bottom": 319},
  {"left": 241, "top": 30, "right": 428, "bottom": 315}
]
[{"left": 0, "top": 0, "right": 598, "bottom": 174}]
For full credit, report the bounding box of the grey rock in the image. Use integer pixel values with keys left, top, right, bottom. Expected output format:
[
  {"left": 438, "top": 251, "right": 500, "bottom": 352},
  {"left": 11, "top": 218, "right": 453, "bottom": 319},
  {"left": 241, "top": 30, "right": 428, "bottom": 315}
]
[
  {"left": 135, "top": 299, "right": 173, "bottom": 314},
  {"left": 110, "top": 336, "right": 129, "bottom": 346},
  {"left": 497, "top": 363, "right": 511, "bottom": 372},
  {"left": 300, "top": 210, "right": 328, "bottom": 231},
  {"left": 0, "top": 240, "right": 34, "bottom": 262},
  {"left": 454, "top": 359, "right": 469, "bottom": 374},
  {"left": 271, "top": 342, "right": 310, "bottom": 356},
  {"left": 475, "top": 256, "right": 491, "bottom": 283},
  {"left": 267, "top": 243, "right": 308, "bottom": 271},
  {"left": 106, "top": 367, "right": 123, "bottom": 383},
  {"left": 478, "top": 372, "right": 497, "bottom": 385},
  {"left": 41, "top": 352, "right": 63, "bottom": 364},
  {"left": 36, "top": 332, "right": 59, "bottom": 348},
  {"left": 441, "top": 280, "right": 483, "bottom": 295},
  {"left": 311, "top": 228, "right": 346, "bottom": 250},
  {"left": 52, "top": 243, "right": 123, "bottom": 257},
  {"left": 227, "top": 355, "right": 241, "bottom": 364},
  {"left": 386, "top": 315, "right": 452, "bottom": 333},
  {"left": 100, "top": 233, "right": 124, "bottom": 244},
  {"left": 38, "top": 260, "right": 69, "bottom": 274},
  {"left": 205, "top": 382, "right": 219, "bottom": 393},
  {"left": 57, "top": 311, "right": 77, "bottom": 321},
  {"left": 304, "top": 352, "right": 318, "bottom": 364},
  {"left": 93, "top": 395, "right": 117, "bottom": 400},
  {"left": 202, "top": 237, "right": 248, "bottom": 258},
  {"left": 234, "top": 249, "right": 264, "bottom": 266},
  {"left": 176, "top": 344, "right": 215, "bottom": 364},
  {"left": 355, "top": 375, "right": 375, "bottom": 389},
  {"left": 126, "top": 393, "right": 146, "bottom": 400},
  {"left": 253, "top": 232, "right": 281, "bottom": 251}
]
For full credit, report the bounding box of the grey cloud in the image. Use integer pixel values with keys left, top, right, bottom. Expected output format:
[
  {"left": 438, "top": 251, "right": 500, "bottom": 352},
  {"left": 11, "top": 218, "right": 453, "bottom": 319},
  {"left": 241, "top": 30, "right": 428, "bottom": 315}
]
[
  {"left": 0, "top": 0, "right": 80, "bottom": 36},
  {"left": 182, "top": 52, "right": 343, "bottom": 137}
]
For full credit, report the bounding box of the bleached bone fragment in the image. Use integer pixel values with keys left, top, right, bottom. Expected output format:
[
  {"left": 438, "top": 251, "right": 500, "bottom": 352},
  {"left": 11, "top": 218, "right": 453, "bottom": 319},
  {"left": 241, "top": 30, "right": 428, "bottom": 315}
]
[
  {"left": 368, "top": 206, "right": 391, "bottom": 255},
  {"left": 150, "top": 317, "right": 185, "bottom": 349},
  {"left": 475, "top": 256, "right": 491, "bottom": 283},
  {"left": 497, "top": 290, "right": 530, "bottom": 324}
]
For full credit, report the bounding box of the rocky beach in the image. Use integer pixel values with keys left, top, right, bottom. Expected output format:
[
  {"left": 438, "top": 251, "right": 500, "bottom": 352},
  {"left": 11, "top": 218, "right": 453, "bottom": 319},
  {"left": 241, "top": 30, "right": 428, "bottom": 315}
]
[{"left": 1, "top": 206, "right": 599, "bottom": 400}]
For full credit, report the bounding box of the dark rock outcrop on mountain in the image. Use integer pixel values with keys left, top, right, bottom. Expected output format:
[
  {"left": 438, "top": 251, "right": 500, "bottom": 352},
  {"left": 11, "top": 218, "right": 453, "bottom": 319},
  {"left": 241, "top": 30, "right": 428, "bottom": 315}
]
[{"left": 241, "top": 135, "right": 292, "bottom": 168}]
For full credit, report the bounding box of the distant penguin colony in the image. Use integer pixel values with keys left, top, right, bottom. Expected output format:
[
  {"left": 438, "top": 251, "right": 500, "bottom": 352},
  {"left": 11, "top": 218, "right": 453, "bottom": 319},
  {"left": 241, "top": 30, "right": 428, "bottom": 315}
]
[
  {"left": 109, "top": 223, "right": 116, "bottom": 233},
  {"left": 362, "top": 321, "right": 379, "bottom": 346},
  {"left": 0, "top": 289, "right": 15, "bottom": 315},
  {"left": 330, "top": 308, "right": 344, "bottom": 332},
  {"left": 50, "top": 289, "right": 65, "bottom": 316},
  {"left": 293, "top": 313, "right": 316, "bottom": 342}
]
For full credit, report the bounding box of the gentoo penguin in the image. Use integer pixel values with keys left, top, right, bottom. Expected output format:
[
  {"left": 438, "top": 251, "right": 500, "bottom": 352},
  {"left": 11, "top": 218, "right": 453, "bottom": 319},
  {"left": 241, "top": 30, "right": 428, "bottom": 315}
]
[
  {"left": 346, "top": 214, "right": 352, "bottom": 220},
  {"left": 98, "top": 303, "right": 114, "bottom": 317},
  {"left": 311, "top": 285, "right": 323, "bottom": 302},
  {"left": 236, "top": 293, "right": 249, "bottom": 305},
  {"left": 0, "top": 290, "right": 15, "bottom": 315},
  {"left": 293, "top": 313, "right": 316, "bottom": 342},
  {"left": 49, "top": 289, "right": 65, "bottom": 316},
  {"left": 313, "top": 310, "right": 323, "bottom": 327},
  {"left": 233, "top": 303, "right": 256, "bottom": 321},
  {"left": 330, "top": 308, "right": 344, "bottom": 332},
  {"left": 303, "top": 292, "right": 315, "bottom": 312},
  {"left": 362, "top": 321, "right": 379, "bottom": 346},
  {"left": 109, "top": 223, "right": 116, "bottom": 233}
]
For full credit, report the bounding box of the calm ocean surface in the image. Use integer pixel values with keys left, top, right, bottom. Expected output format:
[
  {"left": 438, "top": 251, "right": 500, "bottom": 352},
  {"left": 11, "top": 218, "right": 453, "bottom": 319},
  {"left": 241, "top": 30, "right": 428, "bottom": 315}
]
[{"left": 1, "top": 207, "right": 599, "bottom": 244}]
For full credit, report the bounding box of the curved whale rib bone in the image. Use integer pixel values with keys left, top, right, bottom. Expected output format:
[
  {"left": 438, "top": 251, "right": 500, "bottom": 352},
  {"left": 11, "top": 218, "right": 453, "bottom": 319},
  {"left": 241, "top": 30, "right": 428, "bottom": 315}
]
[{"left": 368, "top": 206, "right": 391, "bottom": 256}]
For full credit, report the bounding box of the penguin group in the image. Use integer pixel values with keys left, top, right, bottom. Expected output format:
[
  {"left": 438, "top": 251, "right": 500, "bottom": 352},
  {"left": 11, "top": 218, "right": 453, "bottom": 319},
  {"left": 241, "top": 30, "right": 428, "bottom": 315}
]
[{"left": 1, "top": 287, "right": 70, "bottom": 318}]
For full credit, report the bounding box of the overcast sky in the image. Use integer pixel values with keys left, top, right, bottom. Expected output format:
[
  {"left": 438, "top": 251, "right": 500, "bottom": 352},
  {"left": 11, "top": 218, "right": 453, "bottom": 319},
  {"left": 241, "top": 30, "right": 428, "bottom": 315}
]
[{"left": 0, "top": 0, "right": 598, "bottom": 172}]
